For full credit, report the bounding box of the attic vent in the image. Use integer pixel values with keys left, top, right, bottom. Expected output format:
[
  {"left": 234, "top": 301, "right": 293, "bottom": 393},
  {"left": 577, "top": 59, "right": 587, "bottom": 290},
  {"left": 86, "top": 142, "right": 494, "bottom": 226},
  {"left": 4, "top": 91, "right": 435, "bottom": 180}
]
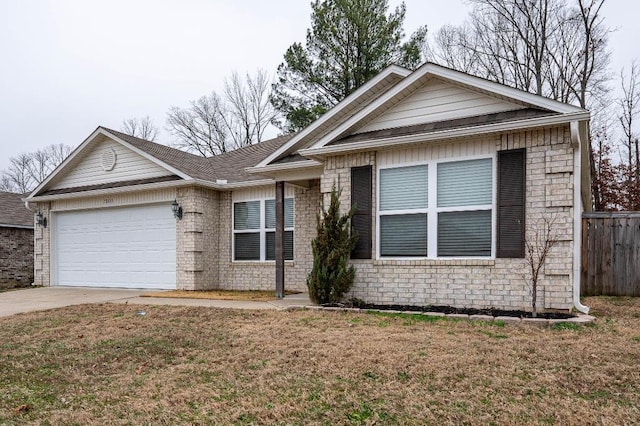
[{"left": 101, "top": 147, "right": 117, "bottom": 171}]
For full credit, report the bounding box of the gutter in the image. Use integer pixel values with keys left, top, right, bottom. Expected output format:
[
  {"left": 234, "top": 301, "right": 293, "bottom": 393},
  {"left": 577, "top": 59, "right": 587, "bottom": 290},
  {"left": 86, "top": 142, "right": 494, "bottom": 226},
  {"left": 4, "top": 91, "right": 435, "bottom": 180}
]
[
  {"left": 571, "top": 121, "right": 590, "bottom": 314},
  {"left": 246, "top": 159, "right": 323, "bottom": 175},
  {"left": 24, "top": 178, "right": 280, "bottom": 203},
  {"left": 0, "top": 223, "right": 34, "bottom": 230}
]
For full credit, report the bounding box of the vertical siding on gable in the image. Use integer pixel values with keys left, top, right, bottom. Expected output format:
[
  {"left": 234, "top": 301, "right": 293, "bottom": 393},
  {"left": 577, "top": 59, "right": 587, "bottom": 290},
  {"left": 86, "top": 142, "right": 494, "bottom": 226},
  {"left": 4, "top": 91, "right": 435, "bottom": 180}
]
[
  {"left": 51, "top": 139, "right": 173, "bottom": 190},
  {"left": 357, "top": 79, "right": 524, "bottom": 133}
]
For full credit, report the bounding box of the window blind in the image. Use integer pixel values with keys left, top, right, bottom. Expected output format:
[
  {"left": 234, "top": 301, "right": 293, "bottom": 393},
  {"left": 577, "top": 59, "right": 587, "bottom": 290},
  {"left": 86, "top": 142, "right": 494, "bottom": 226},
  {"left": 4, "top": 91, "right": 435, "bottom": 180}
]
[
  {"left": 234, "top": 201, "right": 260, "bottom": 230},
  {"left": 380, "top": 165, "right": 428, "bottom": 211},
  {"left": 438, "top": 210, "right": 491, "bottom": 256},
  {"left": 380, "top": 213, "right": 428, "bottom": 257},
  {"left": 266, "top": 231, "right": 294, "bottom": 260},
  {"left": 234, "top": 233, "right": 260, "bottom": 260},
  {"left": 437, "top": 158, "right": 492, "bottom": 207},
  {"left": 265, "top": 198, "right": 294, "bottom": 229}
]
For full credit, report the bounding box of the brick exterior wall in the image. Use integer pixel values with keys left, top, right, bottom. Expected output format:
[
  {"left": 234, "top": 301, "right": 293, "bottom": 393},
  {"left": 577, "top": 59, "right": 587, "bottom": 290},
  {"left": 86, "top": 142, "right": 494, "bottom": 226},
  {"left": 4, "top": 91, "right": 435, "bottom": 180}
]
[
  {"left": 30, "top": 124, "right": 577, "bottom": 311},
  {"left": 176, "top": 186, "right": 219, "bottom": 290},
  {"left": 216, "top": 181, "right": 320, "bottom": 292},
  {"left": 320, "top": 126, "right": 576, "bottom": 312},
  {"left": 0, "top": 226, "right": 34, "bottom": 289}
]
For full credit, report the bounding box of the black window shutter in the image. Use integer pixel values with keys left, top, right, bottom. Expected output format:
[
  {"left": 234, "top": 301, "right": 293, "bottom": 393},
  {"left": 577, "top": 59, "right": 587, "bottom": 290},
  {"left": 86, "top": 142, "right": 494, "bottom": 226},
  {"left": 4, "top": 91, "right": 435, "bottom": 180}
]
[
  {"left": 351, "top": 165, "right": 372, "bottom": 259},
  {"left": 497, "top": 149, "right": 526, "bottom": 258}
]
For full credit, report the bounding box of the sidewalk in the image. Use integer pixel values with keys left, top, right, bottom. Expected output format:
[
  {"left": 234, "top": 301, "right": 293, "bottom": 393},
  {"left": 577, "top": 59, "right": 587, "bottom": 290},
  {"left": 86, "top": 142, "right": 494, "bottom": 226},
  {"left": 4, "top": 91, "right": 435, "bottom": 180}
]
[
  {"left": 0, "top": 287, "right": 314, "bottom": 318},
  {"left": 113, "top": 291, "right": 313, "bottom": 310}
]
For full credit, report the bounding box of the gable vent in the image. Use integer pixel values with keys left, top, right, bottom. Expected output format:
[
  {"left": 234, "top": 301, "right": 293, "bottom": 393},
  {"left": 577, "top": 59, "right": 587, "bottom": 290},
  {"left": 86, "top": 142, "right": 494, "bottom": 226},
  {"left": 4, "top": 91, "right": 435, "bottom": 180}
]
[{"left": 101, "top": 147, "right": 117, "bottom": 171}]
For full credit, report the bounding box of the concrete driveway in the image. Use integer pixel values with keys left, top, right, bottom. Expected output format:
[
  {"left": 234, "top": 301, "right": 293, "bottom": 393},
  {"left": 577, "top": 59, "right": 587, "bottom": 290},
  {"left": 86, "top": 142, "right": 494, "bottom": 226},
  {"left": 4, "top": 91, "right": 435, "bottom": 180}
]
[
  {"left": 0, "top": 287, "right": 146, "bottom": 318},
  {"left": 0, "top": 287, "right": 312, "bottom": 318}
]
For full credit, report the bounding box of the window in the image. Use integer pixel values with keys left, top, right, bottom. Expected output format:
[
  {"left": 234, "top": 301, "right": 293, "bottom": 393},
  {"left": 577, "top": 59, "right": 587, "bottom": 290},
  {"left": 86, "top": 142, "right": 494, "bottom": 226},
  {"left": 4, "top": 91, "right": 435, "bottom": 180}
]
[
  {"left": 378, "top": 157, "right": 493, "bottom": 258},
  {"left": 233, "top": 198, "right": 294, "bottom": 261}
]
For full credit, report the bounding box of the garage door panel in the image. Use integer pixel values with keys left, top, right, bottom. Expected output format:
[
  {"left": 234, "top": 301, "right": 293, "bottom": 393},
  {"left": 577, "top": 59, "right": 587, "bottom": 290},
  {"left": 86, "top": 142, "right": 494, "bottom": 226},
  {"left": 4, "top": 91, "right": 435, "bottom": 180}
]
[{"left": 55, "top": 204, "right": 176, "bottom": 289}]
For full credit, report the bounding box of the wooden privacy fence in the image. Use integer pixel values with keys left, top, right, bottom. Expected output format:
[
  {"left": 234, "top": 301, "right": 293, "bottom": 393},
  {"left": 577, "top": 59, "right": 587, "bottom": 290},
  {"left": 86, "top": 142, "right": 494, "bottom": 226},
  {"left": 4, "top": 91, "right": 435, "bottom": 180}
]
[{"left": 581, "top": 212, "right": 640, "bottom": 296}]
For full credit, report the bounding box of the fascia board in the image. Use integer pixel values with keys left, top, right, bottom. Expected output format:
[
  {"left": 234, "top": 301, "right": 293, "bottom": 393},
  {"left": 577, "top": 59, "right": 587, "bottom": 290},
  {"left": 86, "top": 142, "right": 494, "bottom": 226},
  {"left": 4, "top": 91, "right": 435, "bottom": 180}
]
[
  {"left": 27, "top": 179, "right": 195, "bottom": 203},
  {"left": 28, "top": 177, "right": 288, "bottom": 203},
  {"left": 246, "top": 159, "right": 323, "bottom": 175}
]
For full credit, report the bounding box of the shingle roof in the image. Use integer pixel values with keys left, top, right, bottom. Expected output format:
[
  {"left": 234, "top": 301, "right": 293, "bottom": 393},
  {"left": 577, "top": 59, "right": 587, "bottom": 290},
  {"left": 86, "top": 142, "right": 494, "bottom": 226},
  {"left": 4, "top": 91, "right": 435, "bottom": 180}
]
[
  {"left": 331, "top": 108, "right": 558, "bottom": 145},
  {"left": 38, "top": 175, "right": 182, "bottom": 197},
  {"left": 101, "top": 127, "right": 295, "bottom": 184},
  {"left": 0, "top": 191, "right": 33, "bottom": 228}
]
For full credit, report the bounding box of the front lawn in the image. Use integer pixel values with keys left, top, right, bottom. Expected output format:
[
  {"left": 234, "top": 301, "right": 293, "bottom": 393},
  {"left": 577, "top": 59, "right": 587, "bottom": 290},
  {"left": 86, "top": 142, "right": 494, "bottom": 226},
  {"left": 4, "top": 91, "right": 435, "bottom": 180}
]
[{"left": 1, "top": 297, "right": 639, "bottom": 424}]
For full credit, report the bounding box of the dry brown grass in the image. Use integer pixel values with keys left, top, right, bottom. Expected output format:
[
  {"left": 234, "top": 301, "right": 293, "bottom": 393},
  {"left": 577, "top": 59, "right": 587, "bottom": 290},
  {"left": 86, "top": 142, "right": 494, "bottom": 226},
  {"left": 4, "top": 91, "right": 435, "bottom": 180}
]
[
  {"left": 140, "top": 289, "right": 300, "bottom": 301},
  {"left": 1, "top": 296, "right": 639, "bottom": 425}
]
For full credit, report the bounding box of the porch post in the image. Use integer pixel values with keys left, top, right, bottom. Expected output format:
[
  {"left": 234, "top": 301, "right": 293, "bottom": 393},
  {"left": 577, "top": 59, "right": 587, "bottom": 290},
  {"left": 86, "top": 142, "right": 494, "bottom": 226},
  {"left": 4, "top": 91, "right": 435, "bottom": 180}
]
[{"left": 275, "top": 181, "right": 285, "bottom": 299}]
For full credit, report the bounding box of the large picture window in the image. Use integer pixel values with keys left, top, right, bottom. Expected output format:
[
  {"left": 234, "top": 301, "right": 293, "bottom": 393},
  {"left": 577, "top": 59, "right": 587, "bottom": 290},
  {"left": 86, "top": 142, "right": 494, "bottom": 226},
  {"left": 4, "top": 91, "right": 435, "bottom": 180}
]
[
  {"left": 233, "top": 198, "right": 294, "bottom": 261},
  {"left": 378, "top": 157, "right": 493, "bottom": 258}
]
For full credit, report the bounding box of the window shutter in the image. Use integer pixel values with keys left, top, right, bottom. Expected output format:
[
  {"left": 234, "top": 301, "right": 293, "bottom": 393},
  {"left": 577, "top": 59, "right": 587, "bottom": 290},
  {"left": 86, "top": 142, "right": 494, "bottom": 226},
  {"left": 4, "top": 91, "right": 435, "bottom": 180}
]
[
  {"left": 497, "top": 149, "right": 526, "bottom": 258},
  {"left": 351, "top": 165, "right": 372, "bottom": 259}
]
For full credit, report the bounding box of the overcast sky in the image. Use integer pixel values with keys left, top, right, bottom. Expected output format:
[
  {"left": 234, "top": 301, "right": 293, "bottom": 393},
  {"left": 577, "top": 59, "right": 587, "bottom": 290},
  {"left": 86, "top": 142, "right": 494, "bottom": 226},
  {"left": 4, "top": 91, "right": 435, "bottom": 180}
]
[{"left": 0, "top": 0, "right": 637, "bottom": 172}]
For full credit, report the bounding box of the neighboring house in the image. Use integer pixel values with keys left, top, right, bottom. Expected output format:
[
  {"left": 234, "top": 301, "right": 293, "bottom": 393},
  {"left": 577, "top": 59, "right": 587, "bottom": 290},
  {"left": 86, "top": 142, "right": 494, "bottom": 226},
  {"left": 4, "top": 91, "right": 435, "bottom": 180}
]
[
  {"left": 0, "top": 191, "right": 34, "bottom": 288},
  {"left": 26, "top": 63, "right": 591, "bottom": 313}
]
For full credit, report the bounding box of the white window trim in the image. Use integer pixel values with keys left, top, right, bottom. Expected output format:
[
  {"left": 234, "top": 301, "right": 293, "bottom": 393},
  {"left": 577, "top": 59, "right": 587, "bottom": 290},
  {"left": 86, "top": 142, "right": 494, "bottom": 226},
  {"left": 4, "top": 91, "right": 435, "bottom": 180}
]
[
  {"left": 376, "top": 153, "right": 497, "bottom": 260},
  {"left": 232, "top": 197, "right": 294, "bottom": 262}
]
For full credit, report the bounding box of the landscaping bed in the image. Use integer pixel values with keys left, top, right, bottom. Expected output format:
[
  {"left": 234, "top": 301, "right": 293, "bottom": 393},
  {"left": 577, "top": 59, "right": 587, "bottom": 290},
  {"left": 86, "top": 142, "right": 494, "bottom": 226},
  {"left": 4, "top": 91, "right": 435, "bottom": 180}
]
[{"left": 325, "top": 299, "right": 575, "bottom": 319}]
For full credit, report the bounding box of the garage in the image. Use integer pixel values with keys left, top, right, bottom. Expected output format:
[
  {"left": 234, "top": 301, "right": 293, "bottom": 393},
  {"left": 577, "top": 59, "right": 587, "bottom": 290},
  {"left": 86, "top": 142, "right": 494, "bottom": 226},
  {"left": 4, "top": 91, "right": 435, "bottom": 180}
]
[{"left": 54, "top": 204, "right": 176, "bottom": 289}]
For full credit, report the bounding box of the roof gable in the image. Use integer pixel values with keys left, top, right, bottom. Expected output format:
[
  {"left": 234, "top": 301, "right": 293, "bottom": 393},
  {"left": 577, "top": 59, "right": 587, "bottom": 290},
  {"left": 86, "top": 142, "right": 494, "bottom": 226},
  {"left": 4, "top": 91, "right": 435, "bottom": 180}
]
[
  {"left": 305, "top": 63, "right": 588, "bottom": 151},
  {"left": 28, "top": 127, "right": 193, "bottom": 199},
  {"left": 49, "top": 136, "right": 175, "bottom": 191},
  {"left": 354, "top": 76, "right": 526, "bottom": 134}
]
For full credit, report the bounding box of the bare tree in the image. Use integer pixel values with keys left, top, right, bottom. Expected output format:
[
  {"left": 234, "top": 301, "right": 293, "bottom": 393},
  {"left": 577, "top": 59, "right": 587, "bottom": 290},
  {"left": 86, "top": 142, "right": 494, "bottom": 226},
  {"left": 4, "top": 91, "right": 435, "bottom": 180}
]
[
  {"left": 523, "top": 216, "right": 559, "bottom": 318},
  {"left": 0, "top": 144, "right": 73, "bottom": 193},
  {"left": 166, "top": 69, "right": 277, "bottom": 157},
  {"left": 0, "top": 153, "right": 33, "bottom": 193},
  {"left": 432, "top": 0, "right": 610, "bottom": 106},
  {"left": 166, "top": 93, "right": 231, "bottom": 157},
  {"left": 430, "top": 0, "right": 611, "bottom": 208},
  {"left": 121, "top": 116, "right": 159, "bottom": 141},
  {"left": 618, "top": 61, "right": 640, "bottom": 209}
]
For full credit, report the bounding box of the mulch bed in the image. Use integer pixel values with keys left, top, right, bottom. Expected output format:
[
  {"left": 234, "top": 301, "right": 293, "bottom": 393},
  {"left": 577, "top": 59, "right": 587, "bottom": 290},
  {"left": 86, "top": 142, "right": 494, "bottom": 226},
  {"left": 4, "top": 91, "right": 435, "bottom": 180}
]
[{"left": 324, "top": 299, "right": 575, "bottom": 319}]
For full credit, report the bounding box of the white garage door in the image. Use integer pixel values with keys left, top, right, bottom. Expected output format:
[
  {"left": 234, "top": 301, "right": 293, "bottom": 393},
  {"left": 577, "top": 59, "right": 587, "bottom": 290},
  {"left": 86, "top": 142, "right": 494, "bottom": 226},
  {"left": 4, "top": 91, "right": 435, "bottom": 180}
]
[{"left": 55, "top": 204, "right": 176, "bottom": 289}]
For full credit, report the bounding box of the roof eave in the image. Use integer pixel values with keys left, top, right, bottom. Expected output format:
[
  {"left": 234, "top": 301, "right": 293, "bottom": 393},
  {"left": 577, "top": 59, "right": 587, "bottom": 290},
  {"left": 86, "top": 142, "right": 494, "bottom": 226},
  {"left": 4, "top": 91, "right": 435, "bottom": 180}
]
[
  {"left": 247, "top": 159, "right": 323, "bottom": 175},
  {"left": 299, "top": 111, "right": 591, "bottom": 159},
  {"left": 26, "top": 179, "right": 195, "bottom": 203}
]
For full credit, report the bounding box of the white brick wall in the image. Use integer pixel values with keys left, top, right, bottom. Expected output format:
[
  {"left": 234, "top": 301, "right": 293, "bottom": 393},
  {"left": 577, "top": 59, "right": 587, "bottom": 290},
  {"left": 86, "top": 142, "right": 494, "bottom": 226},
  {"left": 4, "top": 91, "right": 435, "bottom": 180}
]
[
  {"left": 320, "top": 126, "right": 575, "bottom": 311},
  {"left": 216, "top": 181, "right": 320, "bottom": 292},
  {"left": 33, "top": 125, "right": 577, "bottom": 312}
]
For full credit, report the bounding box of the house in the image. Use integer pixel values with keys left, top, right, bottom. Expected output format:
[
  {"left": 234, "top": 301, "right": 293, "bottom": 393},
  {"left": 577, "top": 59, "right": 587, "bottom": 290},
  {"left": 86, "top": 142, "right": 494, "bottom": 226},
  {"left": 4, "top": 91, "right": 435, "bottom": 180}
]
[
  {"left": 25, "top": 63, "right": 591, "bottom": 313},
  {"left": 0, "top": 191, "right": 34, "bottom": 288}
]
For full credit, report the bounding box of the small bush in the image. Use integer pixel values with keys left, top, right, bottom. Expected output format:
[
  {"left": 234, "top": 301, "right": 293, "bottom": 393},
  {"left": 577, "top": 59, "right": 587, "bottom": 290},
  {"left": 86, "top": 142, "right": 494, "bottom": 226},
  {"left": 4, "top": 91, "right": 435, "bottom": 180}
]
[{"left": 307, "top": 186, "right": 358, "bottom": 304}]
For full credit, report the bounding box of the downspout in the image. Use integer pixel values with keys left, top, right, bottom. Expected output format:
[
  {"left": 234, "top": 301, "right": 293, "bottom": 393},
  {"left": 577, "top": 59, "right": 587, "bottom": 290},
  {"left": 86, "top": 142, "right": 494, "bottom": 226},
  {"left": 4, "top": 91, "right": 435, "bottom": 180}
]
[{"left": 571, "top": 121, "right": 590, "bottom": 314}]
